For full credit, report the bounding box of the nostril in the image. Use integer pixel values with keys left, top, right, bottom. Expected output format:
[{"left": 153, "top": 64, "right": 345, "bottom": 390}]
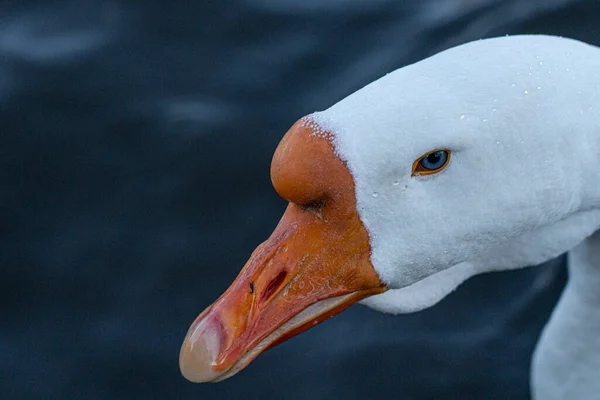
[{"left": 262, "top": 271, "right": 287, "bottom": 303}]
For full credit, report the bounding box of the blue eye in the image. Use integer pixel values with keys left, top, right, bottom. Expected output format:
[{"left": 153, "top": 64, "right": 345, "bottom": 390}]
[
  {"left": 420, "top": 150, "right": 448, "bottom": 170},
  {"left": 412, "top": 150, "right": 451, "bottom": 176}
]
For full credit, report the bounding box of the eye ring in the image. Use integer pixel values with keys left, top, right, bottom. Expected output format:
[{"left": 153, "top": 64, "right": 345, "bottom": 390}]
[{"left": 412, "top": 149, "right": 451, "bottom": 176}]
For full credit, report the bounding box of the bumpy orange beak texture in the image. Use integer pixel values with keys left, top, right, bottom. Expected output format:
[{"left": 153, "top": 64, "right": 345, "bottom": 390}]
[{"left": 179, "top": 118, "right": 387, "bottom": 383}]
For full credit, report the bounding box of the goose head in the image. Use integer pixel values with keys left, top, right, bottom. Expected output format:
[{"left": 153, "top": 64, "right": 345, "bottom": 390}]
[{"left": 180, "top": 35, "right": 600, "bottom": 382}]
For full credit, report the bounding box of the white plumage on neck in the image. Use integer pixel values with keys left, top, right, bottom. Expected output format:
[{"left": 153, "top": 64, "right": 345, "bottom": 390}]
[
  {"left": 532, "top": 232, "right": 600, "bottom": 399},
  {"left": 309, "top": 35, "right": 600, "bottom": 398}
]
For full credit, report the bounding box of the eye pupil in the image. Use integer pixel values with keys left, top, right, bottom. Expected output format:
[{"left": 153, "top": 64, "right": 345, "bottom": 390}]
[
  {"left": 419, "top": 150, "right": 448, "bottom": 170},
  {"left": 427, "top": 153, "right": 440, "bottom": 163}
]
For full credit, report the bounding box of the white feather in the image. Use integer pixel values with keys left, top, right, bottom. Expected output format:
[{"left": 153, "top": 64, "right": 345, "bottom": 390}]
[{"left": 310, "top": 35, "right": 600, "bottom": 398}]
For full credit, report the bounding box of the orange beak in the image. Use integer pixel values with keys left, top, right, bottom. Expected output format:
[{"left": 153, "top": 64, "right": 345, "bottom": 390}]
[{"left": 179, "top": 118, "right": 387, "bottom": 383}]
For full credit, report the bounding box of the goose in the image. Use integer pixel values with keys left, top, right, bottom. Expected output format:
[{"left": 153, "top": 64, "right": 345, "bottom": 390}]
[{"left": 179, "top": 35, "right": 600, "bottom": 399}]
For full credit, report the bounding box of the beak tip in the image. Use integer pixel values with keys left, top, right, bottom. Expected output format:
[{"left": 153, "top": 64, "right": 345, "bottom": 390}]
[{"left": 179, "top": 317, "right": 223, "bottom": 383}]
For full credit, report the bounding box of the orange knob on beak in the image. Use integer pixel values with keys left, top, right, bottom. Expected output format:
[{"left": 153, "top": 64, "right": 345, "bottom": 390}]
[{"left": 179, "top": 118, "right": 387, "bottom": 382}]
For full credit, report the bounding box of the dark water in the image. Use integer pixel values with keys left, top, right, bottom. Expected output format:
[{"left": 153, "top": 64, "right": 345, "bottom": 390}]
[{"left": 2, "top": 1, "right": 599, "bottom": 399}]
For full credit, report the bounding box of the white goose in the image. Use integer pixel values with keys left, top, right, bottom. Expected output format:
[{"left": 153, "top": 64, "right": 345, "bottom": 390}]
[{"left": 180, "top": 35, "right": 600, "bottom": 399}]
